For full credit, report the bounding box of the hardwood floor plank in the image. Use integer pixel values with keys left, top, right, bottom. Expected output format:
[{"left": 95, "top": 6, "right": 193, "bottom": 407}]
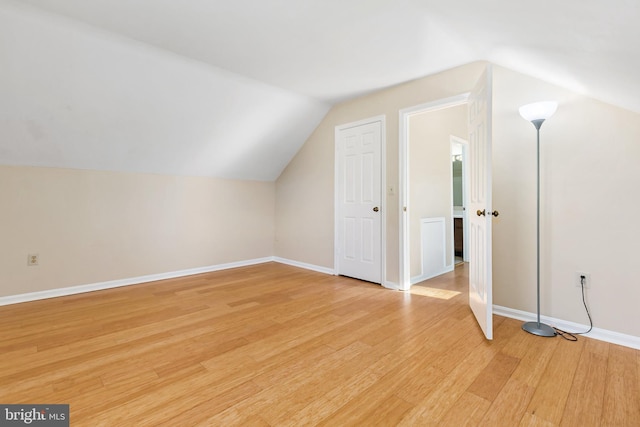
[
  {"left": 258, "top": 341, "right": 380, "bottom": 425},
  {"left": 479, "top": 378, "right": 536, "bottom": 426},
  {"left": 357, "top": 395, "right": 414, "bottom": 426},
  {"left": 0, "top": 262, "right": 638, "bottom": 426},
  {"left": 392, "top": 364, "right": 446, "bottom": 408},
  {"left": 396, "top": 317, "right": 540, "bottom": 425},
  {"left": 524, "top": 338, "right": 585, "bottom": 425},
  {"left": 72, "top": 364, "right": 208, "bottom": 423},
  {"left": 279, "top": 369, "right": 379, "bottom": 426},
  {"left": 519, "top": 413, "right": 557, "bottom": 427},
  {"left": 601, "top": 344, "right": 640, "bottom": 426},
  {"left": 314, "top": 358, "right": 423, "bottom": 426},
  {"left": 438, "top": 391, "right": 491, "bottom": 427},
  {"left": 559, "top": 339, "right": 609, "bottom": 426},
  {"left": 467, "top": 352, "right": 521, "bottom": 401},
  {"left": 135, "top": 380, "right": 262, "bottom": 427},
  {"left": 430, "top": 316, "right": 505, "bottom": 376},
  {"left": 397, "top": 331, "right": 508, "bottom": 424},
  {"left": 471, "top": 329, "right": 560, "bottom": 426},
  {"left": 510, "top": 333, "right": 558, "bottom": 388}
]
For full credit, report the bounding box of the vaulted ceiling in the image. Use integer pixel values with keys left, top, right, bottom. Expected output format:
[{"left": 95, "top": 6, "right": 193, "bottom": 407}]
[{"left": 1, "top": 0, "right": 638, "bottom": 180}]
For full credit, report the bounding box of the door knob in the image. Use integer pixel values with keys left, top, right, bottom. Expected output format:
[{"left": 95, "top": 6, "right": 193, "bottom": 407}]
[
  {"left": 373, "top": 207, "right": 379, "bottom": 212},
  {"left": 477, "top": 209, "right": 499, "bottom": 217}
]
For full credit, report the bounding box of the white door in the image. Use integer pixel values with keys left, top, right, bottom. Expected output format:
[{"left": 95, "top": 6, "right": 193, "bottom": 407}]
[
  {"left": 468, "top": 67, "right": 493, "bottom": 340},
  {"left": 336, "top": 119, "right": 382, "bottom": 283}
]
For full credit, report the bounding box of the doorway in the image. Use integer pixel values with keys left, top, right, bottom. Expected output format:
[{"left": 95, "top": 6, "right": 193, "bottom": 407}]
[
  {"left": 451, "top": 136, "right": 469, "bottom": 264},
  {"left": 399, "top": 66, "right": 494, "bottom": 339},
  {"left": 402, "top": 98, "right": 469, "bottom": 287}
]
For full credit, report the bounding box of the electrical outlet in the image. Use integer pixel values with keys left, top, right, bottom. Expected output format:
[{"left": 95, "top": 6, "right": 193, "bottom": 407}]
[
  {"left": 28, "top": 253, "right": 39, "bottom": 266},
  {"left": 576, "top": 271, "right": 590, "bottom": 289}
]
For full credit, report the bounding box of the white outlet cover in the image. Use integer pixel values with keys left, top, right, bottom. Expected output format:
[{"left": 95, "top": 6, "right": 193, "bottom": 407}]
[{"left": 28, "top": 253, "right": 39, "bottom": 266}]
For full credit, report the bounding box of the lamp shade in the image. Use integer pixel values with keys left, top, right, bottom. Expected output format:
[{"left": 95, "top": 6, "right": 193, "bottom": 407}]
[{"left": 519, "top": 101, "right": 558, "bottom": 122}]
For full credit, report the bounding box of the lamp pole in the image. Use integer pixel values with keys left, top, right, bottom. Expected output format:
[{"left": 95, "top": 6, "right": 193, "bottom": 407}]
[{"left": 520, "top": 102, "right": 557, "bottom": 337}]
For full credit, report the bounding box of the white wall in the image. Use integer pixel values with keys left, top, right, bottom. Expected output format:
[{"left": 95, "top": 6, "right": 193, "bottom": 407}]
[
  {"left": 0, "top": 165, "right": 275, "bottom": 297},
  {"left": 0, "top": 0, "right": 329, "bottom": 181},
  {"left": 493, "top": 66, "right": 640, "bottom": 337}
]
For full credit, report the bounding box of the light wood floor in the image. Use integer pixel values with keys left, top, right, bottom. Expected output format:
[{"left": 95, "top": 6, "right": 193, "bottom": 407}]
[{"left": 1, "top": 262, "right": 638, "bottom": 426}]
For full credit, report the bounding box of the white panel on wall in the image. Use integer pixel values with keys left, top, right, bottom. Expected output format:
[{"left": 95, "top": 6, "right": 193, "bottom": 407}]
[{"left": 420, "top": 217, "right": 447, "bottom": 280}]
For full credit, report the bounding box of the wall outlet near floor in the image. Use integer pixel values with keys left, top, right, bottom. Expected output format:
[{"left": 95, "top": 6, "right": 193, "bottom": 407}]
[
  {"left": 576, "top": 271, "right": 591, "bottom": 288},
  {"left": 27, "top": 253, "right": 39, "bottom": 266}
]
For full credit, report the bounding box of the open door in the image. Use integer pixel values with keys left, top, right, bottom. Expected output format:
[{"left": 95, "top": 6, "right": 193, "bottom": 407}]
[{"left": 468, "top": 66, "right": 493, "bottom": 339}]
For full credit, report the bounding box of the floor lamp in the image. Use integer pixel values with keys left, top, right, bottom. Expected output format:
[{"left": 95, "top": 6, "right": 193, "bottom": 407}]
[{"left": 519, "top": 101, "right": 558, "bottom": 337}]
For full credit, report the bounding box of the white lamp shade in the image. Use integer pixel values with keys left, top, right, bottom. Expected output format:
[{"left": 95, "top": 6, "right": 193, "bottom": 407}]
[{"left": 519, "top": 101, "right": 558, "bottom": 122}]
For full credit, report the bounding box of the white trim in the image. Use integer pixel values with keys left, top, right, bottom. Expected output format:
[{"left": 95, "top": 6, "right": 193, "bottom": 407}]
[
  {"left": 273, "top": 257, "right": 335, "bottom": 275},
  {"left": 382, "top": 281, "right": 400, "bottom": 291},
  {"left": 380, "top": 118, "right": 387, "bottom": 289},
  {"left": 334, "top": 115, "right": 387, "bottom": 285},
  {"left": 411, "top": 265, "right": 454, "bottom": 286},
  {"left": 276, "top": 256, "right": 397, "bottom": 287},
  {"left": 0, "top": 257, "right": 342, "bottom": 307},
  {"left": 7, "top": 262, "right": 637, "bottom": 350},
  {"left": 494, "top": 305, "right": 640, "bottom": 350},
  {"left": 0, "top": 257, "right": 273, "bottom": 307},
  {"left": 399, "top": 94, "right": 470, "bottom": 291}
]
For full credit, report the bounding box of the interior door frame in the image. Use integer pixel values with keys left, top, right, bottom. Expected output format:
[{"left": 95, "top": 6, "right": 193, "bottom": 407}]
[
  {"left": 334, "top": 115, "right": 387, "bottom": 286},
  {"left": 398, "top": 94, "right": 470, "bottom": 291},
  {"left": 450, "top": 135, "right": 470, "bottom": 263}
]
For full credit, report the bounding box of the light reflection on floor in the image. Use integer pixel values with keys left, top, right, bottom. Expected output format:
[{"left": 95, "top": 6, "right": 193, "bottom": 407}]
[{"left": 408, "top": 286, "right": 461, "bottom": 300}]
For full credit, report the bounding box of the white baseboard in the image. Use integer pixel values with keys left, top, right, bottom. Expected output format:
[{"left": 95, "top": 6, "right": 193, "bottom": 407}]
[
  {"left": 17, "top": 262, "right": 637, "bottom": 349},
  {"left": 0, "top": 257, "right": 338, "bottom": 307},
  {"left": 382, "top": 281, "right": 400, "bottom": 290},
  {"left": 0, "top": 257, "right": 274, "bottom": 307},
  {"left": 272, "top": 257, "right": 335, "bottom": 275},
  {"left": 410, "top": 265, "right": 454, "bottom": 286},
  {"left": 493, "top": 305, "right": 640, "bottom": 350},
  {"left": 274, "top": 257, "right": 402, "bottom": 291}
]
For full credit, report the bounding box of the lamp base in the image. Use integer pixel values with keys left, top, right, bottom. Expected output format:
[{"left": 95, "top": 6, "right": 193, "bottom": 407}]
[{"left": 522, "top": 321, "right": 556, "bottom": 337}]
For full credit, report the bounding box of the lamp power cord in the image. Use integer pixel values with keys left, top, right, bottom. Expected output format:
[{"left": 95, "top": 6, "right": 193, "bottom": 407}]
[{"left": 553, "top": 275, "right": 593, "bottom": 341}]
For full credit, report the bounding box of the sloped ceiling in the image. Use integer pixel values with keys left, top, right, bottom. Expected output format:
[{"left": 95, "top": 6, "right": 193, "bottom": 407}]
[{"left": 1, "top": 0, "right": 638, "bottom": 180}]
